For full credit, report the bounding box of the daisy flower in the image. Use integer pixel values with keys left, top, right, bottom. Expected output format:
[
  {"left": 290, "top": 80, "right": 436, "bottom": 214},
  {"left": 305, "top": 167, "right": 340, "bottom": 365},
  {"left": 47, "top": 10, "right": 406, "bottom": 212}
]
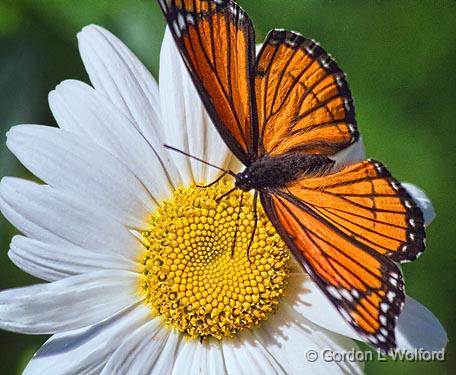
[{"left": 0, "top": 25, "right": 447, "bottom": 374}]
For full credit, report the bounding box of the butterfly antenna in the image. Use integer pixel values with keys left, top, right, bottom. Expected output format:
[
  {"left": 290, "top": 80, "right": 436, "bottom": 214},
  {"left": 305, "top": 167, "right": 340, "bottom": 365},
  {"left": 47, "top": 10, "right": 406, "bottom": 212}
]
[
  {"left": 215, "top": 186, "right": 237, "bottom": 203},
  {"left": 164, "top": 145, "right": 236, "bottom": 177},
  {"left": 196, "top": 170, "right": 228, "bottom": 188},
  {"left": 230, "top": 191, "right": 244, "bottom": 258}
]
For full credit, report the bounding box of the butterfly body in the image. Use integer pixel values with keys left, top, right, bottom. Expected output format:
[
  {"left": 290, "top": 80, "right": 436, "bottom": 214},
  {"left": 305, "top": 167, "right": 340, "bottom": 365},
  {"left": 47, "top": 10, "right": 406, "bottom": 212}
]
[
  {"left": 235, "top": 153, "right": 334, "bottom": 192},
  {"left": 159, "top": 0, "right": 426, "bottom": 352}
]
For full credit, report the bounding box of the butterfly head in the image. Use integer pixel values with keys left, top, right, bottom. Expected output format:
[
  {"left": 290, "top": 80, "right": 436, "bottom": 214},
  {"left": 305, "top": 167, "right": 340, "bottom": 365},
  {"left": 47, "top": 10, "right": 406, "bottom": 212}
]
[{"left": 234, "top": 170, "right": 254, "bottom": 192}]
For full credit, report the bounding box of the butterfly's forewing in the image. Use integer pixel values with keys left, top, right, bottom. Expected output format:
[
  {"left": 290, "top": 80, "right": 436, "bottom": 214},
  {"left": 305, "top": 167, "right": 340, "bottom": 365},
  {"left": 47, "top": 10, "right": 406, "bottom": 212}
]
[
  {"left": 255, "top": 30, "right": 359, "bottom": 157},
  {"left": 261, "top": 160, "right": 426, "bottom": 350},
  {"left": 158, "top": 0, "right": 258, "bottom": 164}
]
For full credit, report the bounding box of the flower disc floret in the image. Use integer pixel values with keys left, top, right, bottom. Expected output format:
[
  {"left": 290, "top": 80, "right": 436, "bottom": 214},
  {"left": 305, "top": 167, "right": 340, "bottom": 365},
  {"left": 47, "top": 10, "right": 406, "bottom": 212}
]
[{"left": 141, "top": 180, "right": 290, "bottom": 339}]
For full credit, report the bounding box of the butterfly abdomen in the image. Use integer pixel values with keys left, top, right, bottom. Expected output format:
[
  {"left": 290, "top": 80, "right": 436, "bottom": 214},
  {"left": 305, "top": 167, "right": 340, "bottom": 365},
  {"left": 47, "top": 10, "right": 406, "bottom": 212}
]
[{"left": 235, "top": 153, "right": 334, "bottom": 191}]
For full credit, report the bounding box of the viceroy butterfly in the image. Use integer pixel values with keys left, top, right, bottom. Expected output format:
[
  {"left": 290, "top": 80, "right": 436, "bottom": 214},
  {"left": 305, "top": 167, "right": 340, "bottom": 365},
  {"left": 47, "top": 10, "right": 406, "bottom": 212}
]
[{"left": 157, "top": 0, "right": 425, "bottom": 352}]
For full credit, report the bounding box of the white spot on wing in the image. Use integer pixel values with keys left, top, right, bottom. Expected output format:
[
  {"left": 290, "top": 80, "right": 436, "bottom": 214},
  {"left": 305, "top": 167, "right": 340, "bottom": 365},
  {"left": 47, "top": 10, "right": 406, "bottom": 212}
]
[
  {"left": 336, "top": 75, "right": 343, "bottom": 86},
  {"left": 236, "top": 9, "right": 245, "bottom": 20},
  {"left": 327, "top": 286, "right": 341, "bottom": 299},
  {"left": 375, "top": 163, "right": 384, "bottom": 174},
  {"left": 320, "top": 56, "right": 331, "bottom": 68},
  {"left": 173, "top": 21, "right": 182, "bottom": 38},
  {"left": 304, "top": 41, "right": 316, "bottom": 55},
  {"left": 338, "top": 307, "right": 352, "bottom": 322},
  {"left": 387, "top": 291, "right": 396, "bottom": 302},
  {"left": 269, "top": 35, "right": 281, "bottom": 45},
  {"left": 368, "top": 335, "right": 379, "bottom": 344},
  {"left": 186, "top": 13, "right": 195, "bottom": 25},
  {"left": 158, "top": 0, "right": 167, "bottom": 9},
  {"left": 177, "top": 12, "right": 186, "bottom": 30},
  {"left": 340, "top": 289, "right": 354, "bottom": 302}
]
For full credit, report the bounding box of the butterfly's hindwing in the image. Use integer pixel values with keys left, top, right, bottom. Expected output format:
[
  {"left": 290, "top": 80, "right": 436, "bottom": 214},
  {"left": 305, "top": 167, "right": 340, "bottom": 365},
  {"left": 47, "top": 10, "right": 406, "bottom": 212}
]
[{"left": 261, "top": 188, "right": 405, "bottom": 351}]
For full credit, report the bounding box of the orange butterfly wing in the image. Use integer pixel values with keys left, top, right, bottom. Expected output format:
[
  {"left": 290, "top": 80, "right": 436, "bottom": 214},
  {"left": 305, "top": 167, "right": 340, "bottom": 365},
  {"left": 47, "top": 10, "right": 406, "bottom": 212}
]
[
  {"left": 158, "top": 0, "right": 258, "bottom": 164},
  {"left": 255, "top": 30, "right": 359, "bottom": 157},
  {"left": 261, "top": 160, "right": 425, "bottom": 350},
  {"left": 286, "top": 160, "right": 426, "bottom": 261}
]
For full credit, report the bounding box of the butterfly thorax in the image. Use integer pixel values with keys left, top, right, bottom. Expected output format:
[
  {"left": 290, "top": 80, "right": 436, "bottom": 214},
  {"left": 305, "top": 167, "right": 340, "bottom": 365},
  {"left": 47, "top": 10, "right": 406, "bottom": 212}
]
[{"left": 235, "top": 153, "right": 334, "bottom": 192}]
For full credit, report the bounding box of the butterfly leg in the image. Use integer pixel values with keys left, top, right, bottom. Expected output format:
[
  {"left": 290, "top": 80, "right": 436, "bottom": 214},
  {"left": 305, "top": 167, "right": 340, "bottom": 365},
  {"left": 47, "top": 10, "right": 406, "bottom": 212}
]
[
  {"left": 215, "top": 186, "right": 237, "bottom": 203},
  {"left": 246, "top": 190, "right": 258, "bottom": 261},
  {"left": 196, "top": 170, "right": 229, "bottom": 188},
  {"left": 230, "top": 191, "right": 244, "bottom": 258}
]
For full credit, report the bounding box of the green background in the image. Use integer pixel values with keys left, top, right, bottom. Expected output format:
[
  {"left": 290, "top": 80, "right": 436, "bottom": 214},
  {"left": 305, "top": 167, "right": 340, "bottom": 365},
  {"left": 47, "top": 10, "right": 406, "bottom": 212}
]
[{"left": 0, "top": 0, "right": 454, "bottom": 373}]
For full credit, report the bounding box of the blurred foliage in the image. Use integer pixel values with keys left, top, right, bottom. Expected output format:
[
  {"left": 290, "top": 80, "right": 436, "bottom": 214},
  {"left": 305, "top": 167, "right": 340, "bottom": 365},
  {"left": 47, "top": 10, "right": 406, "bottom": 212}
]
[{"left": 0, "top": 0, "right": 455, "bottom": 373}]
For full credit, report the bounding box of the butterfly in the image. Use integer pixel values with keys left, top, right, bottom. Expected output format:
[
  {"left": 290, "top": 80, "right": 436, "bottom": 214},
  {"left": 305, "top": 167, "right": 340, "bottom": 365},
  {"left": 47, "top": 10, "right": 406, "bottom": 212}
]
[{"left": 157, "top": 0, "right": 425, "bottom": 352}]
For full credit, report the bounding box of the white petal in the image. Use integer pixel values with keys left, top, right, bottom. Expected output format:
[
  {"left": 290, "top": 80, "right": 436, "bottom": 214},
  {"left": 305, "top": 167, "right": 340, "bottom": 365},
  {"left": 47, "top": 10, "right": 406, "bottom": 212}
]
[
  {"left": 101, "top": 318, "right": 170, "bottom": 375},
  {"left": 0, "top": 270, "right": 143, "bottom": 334},
  {"left": 222, "top": 330, "right": 285, "bottom": 375},
  {"left": 9, "top": 236, "right": 139, "bottom": 282},
  {"left": 331, "top": 137, "right": 366, "bottom": 169},
  {"left": 77, "top": 25, "right": 163, "bottom": 145},
  {"left": 289, "top": 275, "right": 447, "bottom": 352},
  {"left": 172, "top": 339, "right": 226, "bottom": 375},
  {"left": 402, "top": 182, "right": 436, "bottom": 225},
  {"left": 172, "top": 340, "right": 200, "bottom": 375},
  {"left": 395, "top": 296, "right": 448, "bottom": 351},
  {"left": 159, "top": 28, "right": 234, "bottom": 185},
  {"left": 49, "top": 80, "right": 181, "bottom": 198},
  {"left": 151, "top": 329, "right": 181, "bottom": 374},
  {"left": 0, "top": 177, "right": 144, "bottom": 259},
  {"left": 203, "top": 340, "right": 227, "bottom": 375},
  {"left": 286, "top": 274, "right": 354, "bottom": 339},
  {"left": 23, "top": 304, "right": 151, "bottom": 375},
  {"left": 254, "top": 303, "right": 363, "bottom": 375},
  {"left": 7, "top": 125, "right": 154, "bottom": 230}
]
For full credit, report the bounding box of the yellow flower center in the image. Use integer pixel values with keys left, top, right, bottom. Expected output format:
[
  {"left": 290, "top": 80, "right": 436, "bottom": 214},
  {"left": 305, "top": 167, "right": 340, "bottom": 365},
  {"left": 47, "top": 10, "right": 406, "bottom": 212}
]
[{"left": 140, "top": 180, "right": 289, "bottom": 339}]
